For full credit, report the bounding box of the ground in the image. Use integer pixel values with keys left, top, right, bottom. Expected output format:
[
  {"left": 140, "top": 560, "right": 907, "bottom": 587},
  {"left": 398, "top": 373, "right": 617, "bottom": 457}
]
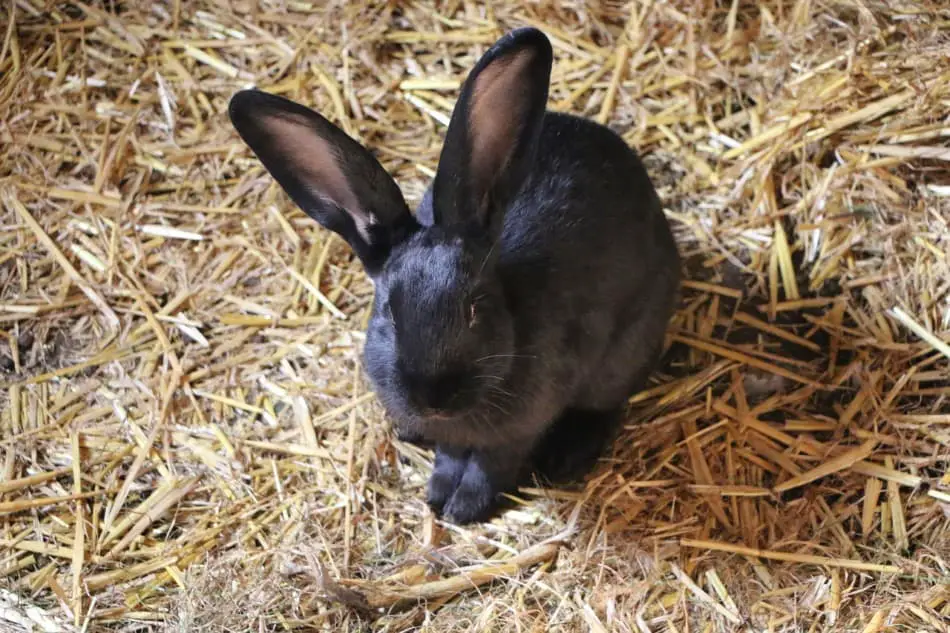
[{"left": 1, "top": 1, "right": 949, "bottom": 631}]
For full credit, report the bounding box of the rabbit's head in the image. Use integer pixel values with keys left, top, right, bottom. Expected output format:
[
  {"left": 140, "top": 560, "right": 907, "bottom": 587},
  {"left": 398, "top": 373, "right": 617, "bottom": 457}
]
[{"left": 229, "top": 28, "right": 553, "bottom": 428}]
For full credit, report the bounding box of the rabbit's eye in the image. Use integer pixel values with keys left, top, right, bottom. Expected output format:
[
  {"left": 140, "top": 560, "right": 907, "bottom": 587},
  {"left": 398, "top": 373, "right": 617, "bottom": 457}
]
[
  {"left": 468, "top": 301, "right": 478, "bottom": 329},
  {"left": 467, "top": 294, "right": 486, "bottom": 329}
]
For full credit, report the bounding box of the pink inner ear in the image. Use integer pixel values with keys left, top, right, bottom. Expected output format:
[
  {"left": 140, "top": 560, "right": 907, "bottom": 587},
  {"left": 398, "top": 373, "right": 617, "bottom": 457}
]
[
  {"left": 467, "top": 49, "right": 536, "bottom": 204},
  {"left": 260, "top": 113, "right": 372, "bottom": 240}
]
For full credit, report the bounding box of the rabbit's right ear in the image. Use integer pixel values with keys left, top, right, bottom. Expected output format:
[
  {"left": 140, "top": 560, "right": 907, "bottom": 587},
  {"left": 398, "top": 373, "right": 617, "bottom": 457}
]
[
  {"left": 229, "top": 90, "right": 418, "bottom": 275},
  {"left": 433, "top": 27, "right": 553, "bottom": 237}
]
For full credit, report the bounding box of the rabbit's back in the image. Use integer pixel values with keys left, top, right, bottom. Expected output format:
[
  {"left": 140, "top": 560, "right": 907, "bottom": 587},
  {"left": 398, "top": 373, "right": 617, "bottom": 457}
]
[{"left": 498, "top": 112, "right": 679, "bottom": 320}]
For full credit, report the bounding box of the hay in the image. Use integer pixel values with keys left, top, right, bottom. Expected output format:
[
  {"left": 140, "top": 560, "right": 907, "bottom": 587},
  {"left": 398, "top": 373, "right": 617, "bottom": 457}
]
[{"left": 1, "top": 0, "right": 949, "bottom": 631}]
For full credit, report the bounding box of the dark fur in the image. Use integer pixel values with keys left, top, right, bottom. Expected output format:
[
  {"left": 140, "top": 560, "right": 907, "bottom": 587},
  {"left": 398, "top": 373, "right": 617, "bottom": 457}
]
[{"left": 229, "top": 27, "right": 681, "bottom": 525}]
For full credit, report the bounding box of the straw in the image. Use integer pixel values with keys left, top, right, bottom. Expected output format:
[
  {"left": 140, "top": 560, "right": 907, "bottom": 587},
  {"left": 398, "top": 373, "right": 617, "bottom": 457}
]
[{"left": 3, "top": 0, "right": 949, "bottom": 631}]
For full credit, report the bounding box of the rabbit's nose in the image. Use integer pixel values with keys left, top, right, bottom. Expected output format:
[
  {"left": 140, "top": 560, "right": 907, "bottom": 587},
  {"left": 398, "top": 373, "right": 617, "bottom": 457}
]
[
  {"left": 406, "top": 377, "right": 456, "bottom": 414},
  {"left": 421, "top": 408, "right": 453, "bottom": 421},
  {"left": 415, "top": 384, "right": 454, "bottom": 412},
  {"left": 403, "top": 368, "right": 470, "bottom": 415}
]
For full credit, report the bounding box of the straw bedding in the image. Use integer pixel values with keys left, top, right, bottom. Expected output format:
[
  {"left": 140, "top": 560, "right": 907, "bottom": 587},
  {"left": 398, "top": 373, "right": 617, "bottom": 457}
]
[{"left": 2, "top": 0, "right": 949, "bottom": 631}]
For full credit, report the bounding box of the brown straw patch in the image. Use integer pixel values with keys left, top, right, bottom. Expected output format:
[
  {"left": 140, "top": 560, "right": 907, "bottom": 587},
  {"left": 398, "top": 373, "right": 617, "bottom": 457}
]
[{"left": 2, "top": 1, "right": 949, "bottom": 631}]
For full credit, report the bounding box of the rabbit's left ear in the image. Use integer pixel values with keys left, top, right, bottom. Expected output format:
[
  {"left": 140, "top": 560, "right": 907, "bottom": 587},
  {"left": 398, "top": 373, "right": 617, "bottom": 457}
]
[
  {"left": 229, "top": 90, "right": 418, "bottom": 275},
  {"left": 432, "top": 27, "right": 553, "bottom": 236}
]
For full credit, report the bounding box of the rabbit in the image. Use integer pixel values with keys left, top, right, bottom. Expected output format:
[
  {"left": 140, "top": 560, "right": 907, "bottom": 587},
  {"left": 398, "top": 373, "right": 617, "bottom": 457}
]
[{"left": 228, "top": 26, "right": 681, "bottom": 525}]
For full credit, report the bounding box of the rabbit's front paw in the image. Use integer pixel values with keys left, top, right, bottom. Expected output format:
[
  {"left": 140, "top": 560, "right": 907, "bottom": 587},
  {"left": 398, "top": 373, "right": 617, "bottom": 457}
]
[
  {"left": 428, "top": 447, "right": 524, "bottom": 524},
  {"left": 441, "top": 464, "right": 499, "bottom": 525},
  {"left": 427, "top": 448, "right": 468, "bottom": 513},
  {"left": 440, "top": 449, "right": 524, "bottom": 525}
]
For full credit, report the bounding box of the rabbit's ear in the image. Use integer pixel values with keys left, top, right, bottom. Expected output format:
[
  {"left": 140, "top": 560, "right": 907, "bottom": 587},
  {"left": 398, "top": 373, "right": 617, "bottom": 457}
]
[
  {"left": 229, "top": 90, "right": 418, "bottom": 275},
  {"left": 433, "top": 27, "right": 553, "bottom": 235}
]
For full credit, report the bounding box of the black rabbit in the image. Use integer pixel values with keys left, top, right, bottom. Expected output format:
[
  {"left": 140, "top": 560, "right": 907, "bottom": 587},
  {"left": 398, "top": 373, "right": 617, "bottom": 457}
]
[{"left": 228, "top": 27, "right": 680, "bottom": 525}]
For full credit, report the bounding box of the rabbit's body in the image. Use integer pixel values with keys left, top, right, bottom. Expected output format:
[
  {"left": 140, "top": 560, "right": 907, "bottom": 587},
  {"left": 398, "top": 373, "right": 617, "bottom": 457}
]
[
  {"left": 375, "top": 111, "right": 679, "bottom": 453},
  {"left": 229, "top": 28, "right": 680, "bottom": 524}
]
